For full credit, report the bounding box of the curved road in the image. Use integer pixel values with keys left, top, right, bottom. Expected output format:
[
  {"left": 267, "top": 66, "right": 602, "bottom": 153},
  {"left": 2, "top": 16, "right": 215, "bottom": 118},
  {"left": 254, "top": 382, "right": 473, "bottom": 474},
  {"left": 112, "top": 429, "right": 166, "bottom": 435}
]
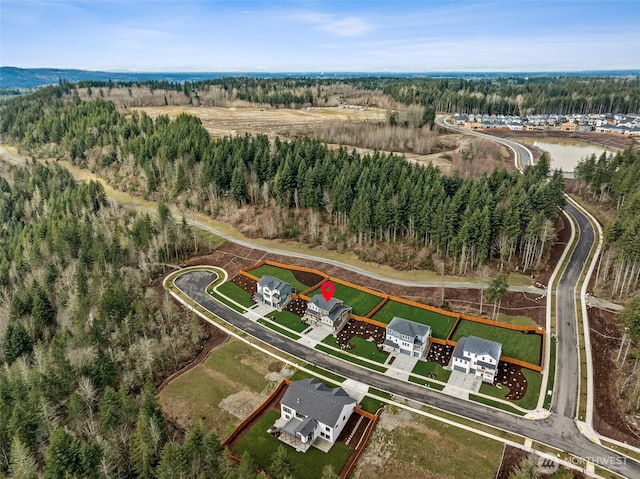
[{"left": 175, "top": 270, "right": 638, "bottom": 477}]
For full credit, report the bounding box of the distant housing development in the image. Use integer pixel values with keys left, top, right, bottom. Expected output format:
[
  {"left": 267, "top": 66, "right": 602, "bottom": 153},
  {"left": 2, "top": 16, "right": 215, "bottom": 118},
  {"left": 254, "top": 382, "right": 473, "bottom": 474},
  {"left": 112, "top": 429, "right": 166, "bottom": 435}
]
[
  {"left": 274, "top": 379, "right": 357, "bottom": 453},
  {"left": 452, "top": 112, "right": 640, "bottom": 136},
  {"left": 302, "top": 294, "right": 351, "bottom": 335},
  {"left": 382, "top": 316, "right": 432, "bottom": 358},
  {"left": 452, "top": 336, "right": 502, "bottom": 383},
  {"left": 254, "top": 275, "right": 293, "bottom": 310}
]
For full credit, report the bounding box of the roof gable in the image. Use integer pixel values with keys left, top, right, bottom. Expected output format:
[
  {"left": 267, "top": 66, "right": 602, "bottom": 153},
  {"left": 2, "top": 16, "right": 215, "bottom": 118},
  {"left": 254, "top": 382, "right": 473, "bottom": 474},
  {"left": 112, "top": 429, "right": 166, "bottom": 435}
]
[
  {"left": 281, "top": 379, "right": 356, "bottom": 427},
  {"left": 387, "top": 316, "right": 431, "bottom": 339},
  {"left": 258, "top": 275, "right": 291, "bottom": 291}
]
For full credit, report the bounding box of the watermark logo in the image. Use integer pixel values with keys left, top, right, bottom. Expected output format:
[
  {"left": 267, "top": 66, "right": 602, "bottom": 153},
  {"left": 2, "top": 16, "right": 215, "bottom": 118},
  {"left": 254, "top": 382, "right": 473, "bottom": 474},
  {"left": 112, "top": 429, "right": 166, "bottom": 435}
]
[{"left": 536, "top": 455, "right": 560, "bottom": 474}]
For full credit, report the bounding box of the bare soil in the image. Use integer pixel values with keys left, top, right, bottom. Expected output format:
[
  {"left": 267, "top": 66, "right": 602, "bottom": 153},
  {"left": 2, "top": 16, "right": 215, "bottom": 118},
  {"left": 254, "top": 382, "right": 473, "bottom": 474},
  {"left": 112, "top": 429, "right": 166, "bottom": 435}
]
[
  {"left": 495, "top": 445, "right": 586, "bottom": 479},
  {"left": 588, "top": 306, "right": 640, "bottom": 447}
]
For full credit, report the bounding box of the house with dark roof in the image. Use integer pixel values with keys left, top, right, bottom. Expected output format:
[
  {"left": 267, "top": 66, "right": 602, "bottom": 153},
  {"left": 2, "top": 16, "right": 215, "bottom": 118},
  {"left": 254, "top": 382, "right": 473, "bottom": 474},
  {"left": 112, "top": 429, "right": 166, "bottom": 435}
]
[
  {"left": 382, "top": 316, "right": 431, "bottom": 358},
  {"left": 254, "top": 275, "right": 293, "bottom": 310},
  {"left": 275, "top": 378, "right": 357, "bottom": 452},
  {"left": 301, "top": 294, "right": 351, "bottom": 335},
  {"left": 451, "top": 335, "right": 502, "bottom": 383}
]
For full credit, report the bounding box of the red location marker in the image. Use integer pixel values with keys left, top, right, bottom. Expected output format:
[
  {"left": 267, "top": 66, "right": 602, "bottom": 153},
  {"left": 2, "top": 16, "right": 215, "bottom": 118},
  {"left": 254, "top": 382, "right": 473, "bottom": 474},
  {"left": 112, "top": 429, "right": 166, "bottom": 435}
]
[{"left": 321, "top": 281, "right": 335, "bottom": 302}]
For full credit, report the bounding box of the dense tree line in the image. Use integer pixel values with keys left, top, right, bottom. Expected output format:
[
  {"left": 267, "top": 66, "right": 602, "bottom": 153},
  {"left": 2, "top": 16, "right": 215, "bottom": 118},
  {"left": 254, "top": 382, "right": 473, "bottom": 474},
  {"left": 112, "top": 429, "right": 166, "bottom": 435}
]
[
  {"left": 575, "top": 147, "right": 640, "bottom": 299},
  {"left": 0, "top": 160, "right": 266, "bottom": 478},
  {"left": 1, "top": 88, "right": 565, "bottom": 275},
  {"left": 65, "top": 75, "right": 640, "bottom": 114},
  {"left": 383, "top": 76, "right": 640, "bottom": 115}
]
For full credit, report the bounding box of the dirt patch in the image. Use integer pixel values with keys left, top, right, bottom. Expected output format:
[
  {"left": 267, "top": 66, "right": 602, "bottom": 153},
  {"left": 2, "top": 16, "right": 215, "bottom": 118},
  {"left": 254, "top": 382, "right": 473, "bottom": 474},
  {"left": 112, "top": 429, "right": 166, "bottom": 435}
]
[
  {"left": 589, "top": 306, "right": 640, "bottom": 446},
  {"left": 292, "top": 269, "right": 324, "bottom": 290},
  {"left": 495, "top": 445, "right": 586, "bottom": 479},
  {"left": 336, "top": 319, "right": 386, "bottom": 350},
  {"left": 219, "top": 390, "right": 268, "bottom": 420}
]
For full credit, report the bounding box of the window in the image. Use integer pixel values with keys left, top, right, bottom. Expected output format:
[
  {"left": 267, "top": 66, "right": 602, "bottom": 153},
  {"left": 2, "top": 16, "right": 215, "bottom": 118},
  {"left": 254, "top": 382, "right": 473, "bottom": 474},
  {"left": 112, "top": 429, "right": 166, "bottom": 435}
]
[
  {"left": 282, "top": 406, "right": 291, "bottom": 414},
  {"left": 325, "top": 426, "right": 330, "bottom": 432}
]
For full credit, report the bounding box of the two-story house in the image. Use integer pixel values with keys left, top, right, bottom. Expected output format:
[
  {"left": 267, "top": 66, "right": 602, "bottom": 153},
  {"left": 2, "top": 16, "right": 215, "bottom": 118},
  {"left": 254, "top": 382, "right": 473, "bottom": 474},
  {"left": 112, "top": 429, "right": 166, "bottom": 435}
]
[
  {"left": 451, "top": 335, "right": 502, "bottom": 383},
  {"left": 301, "top": 294, "right": 351, "bottom": 335},
  {"left": 254, "top": 275, "right": 293, "bottom": 310},
  {"left": 276, "top": 378, "right": 357, "bottom": 452},
  {"left": 382, "top": 316, "right": 432, "bottom": 358}
]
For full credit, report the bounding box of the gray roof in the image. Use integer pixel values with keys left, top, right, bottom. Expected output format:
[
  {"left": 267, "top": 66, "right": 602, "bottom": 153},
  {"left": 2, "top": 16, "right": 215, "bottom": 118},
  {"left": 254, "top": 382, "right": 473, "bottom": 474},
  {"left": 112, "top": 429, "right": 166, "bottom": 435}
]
[
  {"left": 281, "top": 416, "right": 317, "bottom": 438},
  {"left": 258, "top": 275, "right": 291, "bottom": 292},
  {"left": 281, "top": 379, "right": 356, "bottom": 427},
  {"left": 308, "top": 294, "right": 351, "bottom": 320},
  {"left": 387, "top": 317, "right": 431, "bottom": 339},
  {"left": 453, "top": 336, "right": 502, "bottom": 361}
]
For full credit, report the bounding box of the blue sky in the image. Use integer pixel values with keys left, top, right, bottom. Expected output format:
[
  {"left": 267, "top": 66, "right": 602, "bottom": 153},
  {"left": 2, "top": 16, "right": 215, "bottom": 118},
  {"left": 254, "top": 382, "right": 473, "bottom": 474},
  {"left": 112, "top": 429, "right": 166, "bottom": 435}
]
[{"left": 1, "top": 0, "right": 639, "bottom": 72}]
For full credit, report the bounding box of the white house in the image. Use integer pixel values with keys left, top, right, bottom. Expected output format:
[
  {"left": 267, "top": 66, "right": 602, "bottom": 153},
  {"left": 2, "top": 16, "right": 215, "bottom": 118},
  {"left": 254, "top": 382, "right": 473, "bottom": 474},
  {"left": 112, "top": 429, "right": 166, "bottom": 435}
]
[
  {"left": 301, "top": 294, "right": 351, "bottom": 335},
  {"left": 451, "top": 336, "right": 502, "bottom": 383},
  {"left": 382, "top": 316, "right": 431, "bottom": 358},
  {"left": 276, "top": 378, "right": 357, "bottom": 452},
  {"left": 254, "top": 275, "right": 293, "bottom": 310}
]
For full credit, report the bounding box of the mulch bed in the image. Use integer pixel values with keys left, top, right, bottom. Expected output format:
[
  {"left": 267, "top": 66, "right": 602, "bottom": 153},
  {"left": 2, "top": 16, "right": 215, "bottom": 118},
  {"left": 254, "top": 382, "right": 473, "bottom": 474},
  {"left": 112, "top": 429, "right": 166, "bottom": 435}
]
[
  {"left": 494, "top": 362, "right": 527, "bottom": 401},
  {"left": 232, "top": 274, "right": 256, "bottom": 294},
  {"left": 336, "top": 319, "right": 386, "bottom": 350},
  {"left": 425, "top": 343, "right": 453, "bottom": 367},
  {"left": 285, "top": 297, "right": 308, "bottom": 316},
  {"left": 588, "top": 306, "right": 640, "bottom": 447},
  {"left": 292, "top": 269, "right": 324, "bottom": 290}
]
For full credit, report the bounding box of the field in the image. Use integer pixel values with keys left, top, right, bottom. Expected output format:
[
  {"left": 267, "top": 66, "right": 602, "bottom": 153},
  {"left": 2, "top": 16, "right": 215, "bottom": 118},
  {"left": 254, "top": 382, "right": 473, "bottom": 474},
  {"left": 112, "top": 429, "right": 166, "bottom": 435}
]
[
  {"left": 308, "top": 282, "right": 384, "bottom": 317},
  {"left": 247, "top": 264, "right": 315, "bottom": 293},
  {"left": 233, "top": 410, "right": 353, "bottom": 479},
  {"left": 372, "top": 300, "right": 457, "bottom": 339},
  {"left": 354, "top": 407, "right": 503, "bottom": 478},
  {"left": 451, "top": 320, "right": 542, "bottom": 365},
  {"left": 158, "top": 339, "right": 281, "bottom": 438}
]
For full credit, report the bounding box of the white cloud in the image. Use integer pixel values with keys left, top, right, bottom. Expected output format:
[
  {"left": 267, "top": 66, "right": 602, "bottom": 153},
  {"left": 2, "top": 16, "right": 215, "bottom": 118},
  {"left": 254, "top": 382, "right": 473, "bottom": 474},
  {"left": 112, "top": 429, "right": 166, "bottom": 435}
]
[{"left": 294, "top": 12, "right": 373, "bottom": 37}]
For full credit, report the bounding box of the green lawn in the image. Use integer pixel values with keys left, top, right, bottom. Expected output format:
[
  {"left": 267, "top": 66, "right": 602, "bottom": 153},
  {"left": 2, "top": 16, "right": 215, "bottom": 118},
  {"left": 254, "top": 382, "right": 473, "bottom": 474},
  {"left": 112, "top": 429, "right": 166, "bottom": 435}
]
[
  {"left": 544, "top": 340, "right": 557, "bottom": 410},
  {"left": 209, "top": 290, "right": 245, "bottom": 313},
  {"left": 322, "top": 335, "right": 388, "bottom": 364},
  {"left": 290, "top": 365, "right": 345, "bottom": 384},
  {"left": 451, "top": 320, "right": 542, "bottom": 365},
  {"left": 217, "top": 281, "right": 255, "bottom": 308},
  {"left": 372, "top": 300, "right": 457, "bottom": 339},
  {"left": 497, "top": 314, "right": 537, "bottom": 327},
  {"left": 469, "top": 394, "right": 525, "bottom": 415},
  {"left": 257, "top": 319, "right": 300, "bottom": 340},
  {"left": 408, "top": 376, "right": 445, "bottom": 391},
  {"left": 358, "top": 396, "right": 385, "bottom": 414},
  {"left": 247, "top": 264, "right": 315, "bottom": 293},
  {"left": 411, "top": 360, "right": 452, "bottom": 382},
  {"left": 233, "top": 410, "right": 353, "bottom": 479},
  {"left": 308, "top": 282, "right": 384, "bottom": 317},
  {"left": 478, "top": 368, "right": 543, "bottom": 410},
  {"left": 270, "top": 310, "right": 308, "bottom": 333},
  {"left": 315, "top": 344, "right": 387, "bottom": 373}
]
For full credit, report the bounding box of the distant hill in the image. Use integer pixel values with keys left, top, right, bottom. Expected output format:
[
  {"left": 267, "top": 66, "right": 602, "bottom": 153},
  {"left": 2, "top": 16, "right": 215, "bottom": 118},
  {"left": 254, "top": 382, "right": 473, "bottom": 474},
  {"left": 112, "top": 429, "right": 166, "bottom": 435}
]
[{"left": 1, "top": 66, "right": 638, "bottom": 90}]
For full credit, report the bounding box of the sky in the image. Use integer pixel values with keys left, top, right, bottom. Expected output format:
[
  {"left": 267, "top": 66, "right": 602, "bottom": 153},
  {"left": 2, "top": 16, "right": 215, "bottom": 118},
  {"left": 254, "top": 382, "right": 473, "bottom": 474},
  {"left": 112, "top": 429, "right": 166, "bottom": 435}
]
[{"left": 1, "top": 0, "right": 639, "bottom": 72}]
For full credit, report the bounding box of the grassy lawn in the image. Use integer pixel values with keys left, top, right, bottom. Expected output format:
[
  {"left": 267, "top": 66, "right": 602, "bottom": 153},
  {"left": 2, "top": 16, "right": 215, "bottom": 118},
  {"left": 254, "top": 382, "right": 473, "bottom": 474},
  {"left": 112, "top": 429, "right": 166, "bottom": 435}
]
[
  {"left": 544, "top": 339, "right": 557, "bottom": 410},
  {"left": 158, "top": 339, "right": 274, "bottom": 437},
  {"left": 323, "top": 335, "right": 388, "bottom": 364},
  {"left": 358, "top": 396, "right": 386, "bottom": 414},
  {"left": 233, "top": 410, "right": 353, "bottom": 479},
  {"left": 257, "top": 319, "right": 300, "bottom": 340},
  {"left": 247, "top": 264, "right": 313, "bottom": 293},
  {"left": 451, "top": 320, "right": 542, "bottom": 365},
  {"left": 497, "top": 313, "right": 537, "bottom": 327},
  {"left": 290, "top": 365, "right": 345, "bottom": 384},
  {"left": 408, "top": 376, "right": 445, "bottom": 391},
  {"left": 270, "top": 310, "right": 308, "bottom": 333},
  {"left": 209, "top": 290, "right": 245, "bottom": 313},
  {"left": 315, "top": 344, "right": 387, "bottom": 373},
  {"left": 217, "top": 281, "right": 255, "bottom": 308},
  {"left": 308, "top": 282, "right": 383, "bottom": 317},
  {"left": 193, "top": 228, "right": 226, "bottom": 250},
  {"left": 372, "top": 300, "right": 456, "bottom": 339},
  {"left": 367, "top": 387, "right": 393, "bottom": 400},
  {"left": 469, "top": 394, "right": 525, "bottom": 415},
  {"left": 411, "top": 360, "right": 452, "bottom": 382},
  {"left": 478, "top": 368, "right": 542, "bottom": 410}
]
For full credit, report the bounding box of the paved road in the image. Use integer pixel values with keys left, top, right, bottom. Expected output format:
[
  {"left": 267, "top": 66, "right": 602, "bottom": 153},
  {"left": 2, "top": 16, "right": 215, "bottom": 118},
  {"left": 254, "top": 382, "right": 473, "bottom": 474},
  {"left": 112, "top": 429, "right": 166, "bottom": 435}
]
[{"left": 175, "top": 270, "right": 640, "bottom": 477}]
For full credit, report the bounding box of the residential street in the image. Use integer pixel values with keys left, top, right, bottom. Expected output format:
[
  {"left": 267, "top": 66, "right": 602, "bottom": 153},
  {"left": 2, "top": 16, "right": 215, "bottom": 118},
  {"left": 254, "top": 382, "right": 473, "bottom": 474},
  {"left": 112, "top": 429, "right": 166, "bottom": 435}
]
[{"left": 174, "top": 270, "right": 640, "bottom": 477}]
